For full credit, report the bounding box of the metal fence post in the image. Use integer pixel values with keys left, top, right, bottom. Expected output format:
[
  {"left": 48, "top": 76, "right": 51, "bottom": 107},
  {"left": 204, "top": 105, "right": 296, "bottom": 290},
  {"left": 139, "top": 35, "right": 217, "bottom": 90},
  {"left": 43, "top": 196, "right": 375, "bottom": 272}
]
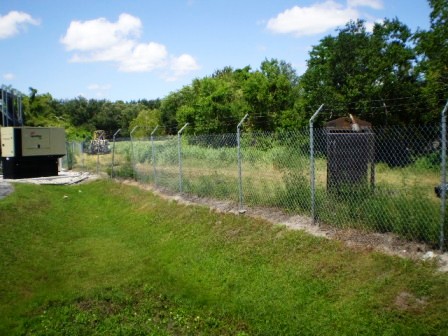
[
  {"left": 111, "top": 129, "right": 121, "bottom": 178},
  {"left": 81, "top": 141, "right": 85, "bottom": 170},
  {"left": 178, "top": 123, "right": 188, "bottom": 193},
  {"left": 151, "top": 125, "right": 159, "bottom": 186},
  {"left": 96, "top": 140, "right": 100, "bottom": 175},
  {"left": 440, "top": 101, "right": 448, "bottom": 251},
  {"left": 72, "top": 142, "right": 76, "bottom": 170},
  {"left": 130, "top": 126, "right": 139, "bottom": 180},
  {"left": 65, "top": 142, "right": 70, "bottom": 170},
  {"left": 237, "top": 114, "right": 249, "bottom": 212},
  {"left": 309, "top": 104, "right": 324, "bottom": 225}
]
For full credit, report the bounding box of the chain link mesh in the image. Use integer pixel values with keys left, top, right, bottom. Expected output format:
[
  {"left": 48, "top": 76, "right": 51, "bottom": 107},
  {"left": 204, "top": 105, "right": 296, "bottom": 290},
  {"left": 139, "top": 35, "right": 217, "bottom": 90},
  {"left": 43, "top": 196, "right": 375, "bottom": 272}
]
[
  {"left": 313, "top": 125, "right": 441, "bottom": 245},
  {"left": 182, "top": 134, "right": 239, "bottom": 201},
  {"left": 65, "top": 124, "right": 445, "bottom": 248}
]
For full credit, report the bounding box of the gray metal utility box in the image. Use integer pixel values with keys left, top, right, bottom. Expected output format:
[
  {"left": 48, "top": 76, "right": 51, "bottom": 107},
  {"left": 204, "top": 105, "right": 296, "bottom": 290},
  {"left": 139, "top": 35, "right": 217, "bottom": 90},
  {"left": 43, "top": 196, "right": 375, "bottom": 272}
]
[
  {"left": 1, "top": 127, "right": 66, "bottom": 179},
  {"left": 326, "top": 116, "right": 375, "bottom": 192}
]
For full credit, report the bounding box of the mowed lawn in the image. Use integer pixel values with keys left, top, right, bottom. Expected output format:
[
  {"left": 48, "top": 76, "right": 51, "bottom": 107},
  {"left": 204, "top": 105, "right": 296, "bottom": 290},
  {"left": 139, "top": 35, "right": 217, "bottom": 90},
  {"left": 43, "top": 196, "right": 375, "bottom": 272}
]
[{"left": 0, "top": 180, "right": 447, "bottom": 335}]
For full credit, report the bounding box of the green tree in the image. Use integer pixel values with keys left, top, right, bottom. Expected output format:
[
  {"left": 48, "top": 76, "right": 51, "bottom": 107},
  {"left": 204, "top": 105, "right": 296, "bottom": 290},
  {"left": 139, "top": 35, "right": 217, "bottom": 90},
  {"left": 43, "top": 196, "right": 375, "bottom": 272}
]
[
  {"left": 258, "top": 59, "right": 301, "bottom": 130},
  {"left": 170, "top": 70, "right": 249, "bottom": 135},
  {"left": 370, "top": 18, "right": 425, "bottom": 124},
  {"left": 59, "top": 97, "right": 91, "bottom": 128},
  {"left": 160, "top": 86, "right": 194, "bottom": 134},
  {"left": 415, "top": 0, "right": 448, "bottom": 119},
  {"left": 164, "top": 61, "right": 301, "bottom": 134},
  {"left": 129, "top": 107, "right": 161, "bottom": 137},
  {"left": 301, "top": 19, "right": 422, "bottom": 125},
  {"left": 184, "top": 74, "right": 248, "bottom": 134},
  {"left": 25, "top": 87, "right": 55, "bottom": 125}
]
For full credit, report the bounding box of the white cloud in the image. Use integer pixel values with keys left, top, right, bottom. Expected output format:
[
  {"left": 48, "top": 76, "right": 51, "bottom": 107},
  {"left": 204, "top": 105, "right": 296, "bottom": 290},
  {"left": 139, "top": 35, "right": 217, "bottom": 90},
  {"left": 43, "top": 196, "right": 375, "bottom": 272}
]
[
  {"left": 163, "top": 54, "right": 200, "bottom": 82},
  {"left": 87, "top": 83, "right": 111, "bottom": 91},
  {"left": 365, "top": 18, "right": 384, "bottom": 32},
  {"left": 61, "top": 13, "right": 141, "bottom": 51},
  {"left": 87, "top": 83, "right": 112, "bottom": 98},
  {"left": 365, "top": 21, "right": 375, "bottom": 32},
  {"left": 70, "top": 40, "right": 135, "bottom": 63},
  {"left": 0, "top": 11, "right": 39, "bottom": 39},
  {"left": 119, "top": 42, "right": 168, "bottom": 72},
  {"left": 267, "top": 1, "right": 358, "bottom": 37},
  {"left": 170, "top": 54, "right": 200, "bottom": 76},
  {"left": 3, "top": 73, "right": 15, "bottom": 81},
  {"left": 61, "top": 13, "right": 199, "bottom": 80},
  {"left": 267, "top": 0, "right": 384, "bottom": 37},
  {"left": 347, "top": 0, "right": 383, "bottom": 10}
]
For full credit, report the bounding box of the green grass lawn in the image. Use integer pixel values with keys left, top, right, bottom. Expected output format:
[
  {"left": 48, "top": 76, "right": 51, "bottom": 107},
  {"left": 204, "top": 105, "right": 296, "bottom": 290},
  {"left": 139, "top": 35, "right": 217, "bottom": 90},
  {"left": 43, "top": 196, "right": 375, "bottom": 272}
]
[{"left": 1, "top": 180, "right": 447, "bottom": 335}]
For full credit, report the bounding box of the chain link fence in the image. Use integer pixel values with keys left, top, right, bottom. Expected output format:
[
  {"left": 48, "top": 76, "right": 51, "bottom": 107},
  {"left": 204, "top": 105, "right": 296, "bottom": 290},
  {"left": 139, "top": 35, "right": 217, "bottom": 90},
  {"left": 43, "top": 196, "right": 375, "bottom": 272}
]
[
  {"left": 65, "top": 123, "right": 447, "bottom": 249},
  {"left": 313, "top": 125, "right": 441, "bottom": 245}
]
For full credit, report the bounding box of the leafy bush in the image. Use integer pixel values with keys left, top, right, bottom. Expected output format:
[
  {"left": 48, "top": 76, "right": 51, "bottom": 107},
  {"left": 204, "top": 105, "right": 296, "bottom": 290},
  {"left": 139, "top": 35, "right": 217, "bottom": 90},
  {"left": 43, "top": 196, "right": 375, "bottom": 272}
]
[
  {"left": 108, "top": 161, "right": 134, "bottom": 179},
  {"left": 413, "top": 151, "right": 440, "bottom": 171}
]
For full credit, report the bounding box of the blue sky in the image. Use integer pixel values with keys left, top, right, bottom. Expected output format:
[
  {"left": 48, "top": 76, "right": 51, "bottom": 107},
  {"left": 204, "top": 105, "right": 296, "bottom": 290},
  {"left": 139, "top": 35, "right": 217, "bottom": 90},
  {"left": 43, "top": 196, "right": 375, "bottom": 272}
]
[{"left": 1, "top": 0, "right": 431, "bottom": 102}]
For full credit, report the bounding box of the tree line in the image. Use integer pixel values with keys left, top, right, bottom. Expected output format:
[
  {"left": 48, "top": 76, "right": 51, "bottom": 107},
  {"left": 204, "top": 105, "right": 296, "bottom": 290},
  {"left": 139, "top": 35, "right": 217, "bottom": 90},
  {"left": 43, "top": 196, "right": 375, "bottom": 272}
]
[{"left": 16, "top": 0, "right": 448, "bottom": 139}]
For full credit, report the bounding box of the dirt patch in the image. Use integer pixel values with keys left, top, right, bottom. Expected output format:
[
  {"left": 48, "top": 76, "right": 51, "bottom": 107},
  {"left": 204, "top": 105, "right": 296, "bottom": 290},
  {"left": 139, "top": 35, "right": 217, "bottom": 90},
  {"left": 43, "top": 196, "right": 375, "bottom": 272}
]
[
  {"left": 394, "top": 292, "right": 428, "bottom": 312},
  {"left": 119, "top": 179, "right": 448, "bottom": 273},
  {"left": 76, "top": 299, "right": 121, "bottom": 315}
]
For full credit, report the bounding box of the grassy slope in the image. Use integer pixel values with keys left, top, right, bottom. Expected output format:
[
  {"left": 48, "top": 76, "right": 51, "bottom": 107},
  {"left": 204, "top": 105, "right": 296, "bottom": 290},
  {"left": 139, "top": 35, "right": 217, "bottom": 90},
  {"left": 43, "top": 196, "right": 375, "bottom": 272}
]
[{"left": 0, "top": 180, "right": 447, "bottom": 335}]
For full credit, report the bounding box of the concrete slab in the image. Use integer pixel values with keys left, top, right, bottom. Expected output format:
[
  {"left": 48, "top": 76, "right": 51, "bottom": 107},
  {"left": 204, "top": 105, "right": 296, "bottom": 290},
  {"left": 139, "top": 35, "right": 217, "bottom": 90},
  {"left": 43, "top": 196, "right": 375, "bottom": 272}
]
[
  {"left": 1, "top": 171, "right": 95, "bottom": 186},
  {"left": 0, "top": 181, "right": 14, "bottom": 200}
]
